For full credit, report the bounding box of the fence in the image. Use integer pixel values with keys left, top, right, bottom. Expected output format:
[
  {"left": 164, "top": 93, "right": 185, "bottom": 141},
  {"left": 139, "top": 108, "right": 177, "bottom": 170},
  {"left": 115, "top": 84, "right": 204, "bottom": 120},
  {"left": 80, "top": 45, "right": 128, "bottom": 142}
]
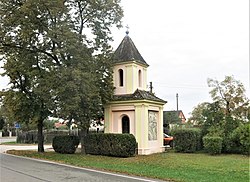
[{"left": 16, "top": 129, "right": 103, "bottom": 144}]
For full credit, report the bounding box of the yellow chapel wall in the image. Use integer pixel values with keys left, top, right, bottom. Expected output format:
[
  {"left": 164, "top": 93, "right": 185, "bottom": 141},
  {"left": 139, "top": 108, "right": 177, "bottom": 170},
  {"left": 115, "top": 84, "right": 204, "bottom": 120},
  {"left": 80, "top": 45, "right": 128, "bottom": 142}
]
[
  {"left": 104, "top": 101, "right": 165, "bottom": 155},
  {"left": 113, "top": 62, "right": 147, "bottom": 95}
]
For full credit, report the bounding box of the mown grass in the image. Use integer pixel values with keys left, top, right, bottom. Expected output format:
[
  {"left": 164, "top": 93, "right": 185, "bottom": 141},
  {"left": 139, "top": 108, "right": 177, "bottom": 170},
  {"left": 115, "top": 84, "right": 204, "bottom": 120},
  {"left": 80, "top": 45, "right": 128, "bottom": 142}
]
[
  {"left": 0, "top": 141, "right": 36, "bottom": 145},
  {"left": 0, "top": 141, "right": 17, "bottom": 145},
  {"left": 7, "top": 150, "right": 249, "bottom": 182}
]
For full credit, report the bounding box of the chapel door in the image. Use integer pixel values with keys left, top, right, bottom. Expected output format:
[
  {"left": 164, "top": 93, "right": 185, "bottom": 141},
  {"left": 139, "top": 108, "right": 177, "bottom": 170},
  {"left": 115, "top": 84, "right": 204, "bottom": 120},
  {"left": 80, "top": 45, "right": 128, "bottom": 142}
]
[{"left": 122, "top": 116, "right": 130, "bottom": 133}]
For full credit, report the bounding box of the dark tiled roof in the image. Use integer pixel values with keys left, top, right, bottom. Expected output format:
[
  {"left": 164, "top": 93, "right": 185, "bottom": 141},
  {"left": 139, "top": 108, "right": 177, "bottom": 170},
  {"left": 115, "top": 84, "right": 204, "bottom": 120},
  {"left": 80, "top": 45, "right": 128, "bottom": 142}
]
[
  {"left": 113, "top": 35, "right": 149, "bottom": 66},
  {"left": 164, "top": 111, "right": 183, "bottom": 115},
  {"left": 163, "top": 110, "right": 186, "bottom": 122},
  {"left": 112, "top": 89, "right": 166, "bottom": 103}
]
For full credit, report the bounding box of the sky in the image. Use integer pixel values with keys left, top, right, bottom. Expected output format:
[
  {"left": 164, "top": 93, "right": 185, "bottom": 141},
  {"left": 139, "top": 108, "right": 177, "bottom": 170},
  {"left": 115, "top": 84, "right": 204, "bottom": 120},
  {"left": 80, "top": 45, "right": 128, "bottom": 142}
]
[
  {"left": 0, "top": 0, "right": 249, "bottom": 118},
  {"left": 110, "top": 0, "right": 249, "bottom": 117}
]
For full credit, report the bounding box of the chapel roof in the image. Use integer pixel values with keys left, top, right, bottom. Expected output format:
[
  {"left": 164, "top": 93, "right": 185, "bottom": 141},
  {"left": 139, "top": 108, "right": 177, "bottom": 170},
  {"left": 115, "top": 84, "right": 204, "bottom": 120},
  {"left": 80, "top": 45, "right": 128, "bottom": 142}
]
[
  {"left": 112, "top": 89, "right": 166, "bottom": 103},
  {"left": 113, "top": 33, "right": 149, "bottom": 66}
]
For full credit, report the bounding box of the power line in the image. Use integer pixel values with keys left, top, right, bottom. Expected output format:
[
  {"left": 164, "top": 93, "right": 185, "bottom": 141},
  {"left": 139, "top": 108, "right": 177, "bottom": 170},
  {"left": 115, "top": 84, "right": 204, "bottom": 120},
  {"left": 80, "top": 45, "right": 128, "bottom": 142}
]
[{"left": 152, "top": 82, "right": 209, "bottom": 90}]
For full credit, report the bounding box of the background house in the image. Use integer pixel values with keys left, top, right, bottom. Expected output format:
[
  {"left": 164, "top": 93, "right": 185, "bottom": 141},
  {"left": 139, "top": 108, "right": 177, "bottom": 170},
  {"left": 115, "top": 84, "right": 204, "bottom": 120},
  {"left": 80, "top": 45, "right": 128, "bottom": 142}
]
[{"left": 163, "top": 110, "right": 186, "bottom": 131}]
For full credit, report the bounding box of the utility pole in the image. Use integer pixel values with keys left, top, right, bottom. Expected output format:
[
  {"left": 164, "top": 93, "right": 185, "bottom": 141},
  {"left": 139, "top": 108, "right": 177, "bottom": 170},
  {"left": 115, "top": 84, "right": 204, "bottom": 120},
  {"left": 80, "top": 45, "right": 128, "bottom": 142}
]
[
  {"left": 176, "top": 93, "right": 179, "bottom": 111},
  {"left": 176, "top": 93, "right": 179, "bottom": 123}
]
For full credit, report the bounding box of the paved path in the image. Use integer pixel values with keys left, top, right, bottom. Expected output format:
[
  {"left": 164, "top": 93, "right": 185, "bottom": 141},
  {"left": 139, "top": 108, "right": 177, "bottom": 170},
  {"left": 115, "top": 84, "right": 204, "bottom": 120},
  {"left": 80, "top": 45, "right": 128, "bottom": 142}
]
[{"left": 0, "top": 153, "right": 165, "bottom": 182}]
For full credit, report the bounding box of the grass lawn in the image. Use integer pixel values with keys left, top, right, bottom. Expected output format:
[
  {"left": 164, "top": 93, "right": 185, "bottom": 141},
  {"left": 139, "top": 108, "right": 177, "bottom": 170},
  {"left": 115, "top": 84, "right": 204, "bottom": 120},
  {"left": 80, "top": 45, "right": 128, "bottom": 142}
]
[
  {"left": 0, "top": 141, "right": 17, "bottom": 145},
  {"left": 7, "top": 150, "right": 249, "bottom": 182},
  {"left": 0, "top": 141, "right": 36, "bottom": 145}
]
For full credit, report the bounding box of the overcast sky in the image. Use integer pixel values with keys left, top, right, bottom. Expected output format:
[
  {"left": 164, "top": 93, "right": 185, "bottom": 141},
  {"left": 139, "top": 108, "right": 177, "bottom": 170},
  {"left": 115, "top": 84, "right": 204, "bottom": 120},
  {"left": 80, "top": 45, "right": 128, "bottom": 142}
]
[
  {"left": 0, "top": 0, "right": 249, "bottom": 118},
  {"left": 110, "top": 0, "right": 249, "bottom": 117}
]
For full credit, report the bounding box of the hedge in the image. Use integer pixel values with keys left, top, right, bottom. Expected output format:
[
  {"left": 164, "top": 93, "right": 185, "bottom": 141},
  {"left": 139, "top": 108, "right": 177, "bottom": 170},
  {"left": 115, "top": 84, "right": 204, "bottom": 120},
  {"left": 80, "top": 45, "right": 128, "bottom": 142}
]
[
  {"left": 172, "top": 128, "right": 202, "bottom": 153},
  {"left": 52, "top": 135, "right": 79, "bottom": 154},
  {"left": 229, "top": 124, "right": 250, "bottom": 155},
  {"left": 84, "top": 133, "right": 137, "bottom": 157},
  {"left": 203, "top": 136, "right": 223, "bottom": 155}
]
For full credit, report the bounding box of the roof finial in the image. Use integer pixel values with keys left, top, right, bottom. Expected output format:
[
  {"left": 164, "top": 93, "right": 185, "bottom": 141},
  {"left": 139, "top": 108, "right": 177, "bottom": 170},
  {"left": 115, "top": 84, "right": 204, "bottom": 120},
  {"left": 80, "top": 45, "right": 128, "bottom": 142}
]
[{"left": 125, "top": 25, "right": 129, "bottom": 35}]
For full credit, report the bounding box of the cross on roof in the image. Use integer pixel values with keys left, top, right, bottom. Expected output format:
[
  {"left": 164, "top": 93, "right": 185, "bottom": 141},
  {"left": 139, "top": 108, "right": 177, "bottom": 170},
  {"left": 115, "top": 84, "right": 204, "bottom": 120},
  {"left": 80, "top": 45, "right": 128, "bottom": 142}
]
[{"left": 125, "top": 25, "right": 129, "bottom": 35}]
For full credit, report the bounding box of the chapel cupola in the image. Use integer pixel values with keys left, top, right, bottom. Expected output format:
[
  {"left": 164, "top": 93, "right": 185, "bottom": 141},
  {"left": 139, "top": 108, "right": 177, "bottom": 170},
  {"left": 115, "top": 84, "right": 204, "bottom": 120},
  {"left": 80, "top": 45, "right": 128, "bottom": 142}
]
[
  {"left": 105, "top": 32, "right": 167, "bottom": 155},
  {"left": 113, "top": 32, "right": 149, "bottom": 95}
]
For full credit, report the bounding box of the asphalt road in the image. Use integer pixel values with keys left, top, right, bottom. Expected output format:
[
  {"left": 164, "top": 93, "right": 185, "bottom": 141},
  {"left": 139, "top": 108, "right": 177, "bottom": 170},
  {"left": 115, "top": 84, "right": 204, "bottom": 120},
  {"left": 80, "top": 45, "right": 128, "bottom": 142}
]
[{"left": 0, "top": 153, "right": 165, "bottom": 182}]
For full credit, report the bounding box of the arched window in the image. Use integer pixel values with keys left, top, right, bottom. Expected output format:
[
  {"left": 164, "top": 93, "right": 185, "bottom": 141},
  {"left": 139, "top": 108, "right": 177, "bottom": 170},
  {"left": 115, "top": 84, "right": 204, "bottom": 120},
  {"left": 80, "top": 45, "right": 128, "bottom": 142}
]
[
  {"left": 122, "top": 115, "right": 130, "bottom": 133},
  {"left": 118, "top": 69, "right": 124, "bottom": 87},
  {"left": 138, "top": 70, "right": 142, "bottom": 87}
]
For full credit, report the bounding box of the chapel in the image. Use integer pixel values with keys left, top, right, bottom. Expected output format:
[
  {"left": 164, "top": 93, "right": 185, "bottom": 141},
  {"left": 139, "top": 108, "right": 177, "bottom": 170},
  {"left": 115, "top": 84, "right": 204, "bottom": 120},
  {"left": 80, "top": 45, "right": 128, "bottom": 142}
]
[{"left": 104, "top": 31, "right": 166, "bottom": 155}]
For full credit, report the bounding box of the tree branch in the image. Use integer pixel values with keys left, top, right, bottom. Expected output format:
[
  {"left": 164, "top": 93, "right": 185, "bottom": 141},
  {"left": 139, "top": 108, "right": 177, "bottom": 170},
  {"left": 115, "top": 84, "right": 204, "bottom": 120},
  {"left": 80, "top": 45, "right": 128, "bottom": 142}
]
[{"left": 1, "top": 43, "right": 60, "bottom": 65}]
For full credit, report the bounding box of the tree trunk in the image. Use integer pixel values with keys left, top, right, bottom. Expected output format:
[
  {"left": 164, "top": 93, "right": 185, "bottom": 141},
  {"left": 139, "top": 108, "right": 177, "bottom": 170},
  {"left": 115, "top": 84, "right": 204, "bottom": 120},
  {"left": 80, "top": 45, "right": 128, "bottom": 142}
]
[
  {"left": 79, "top": 128, "right": 87, "bottom": 154},
  {"left": 68, "top": 117, "right": 72, "bottom": 135},
  {"left": 37, "top": 120, "right": 44, "bottom": 152}
]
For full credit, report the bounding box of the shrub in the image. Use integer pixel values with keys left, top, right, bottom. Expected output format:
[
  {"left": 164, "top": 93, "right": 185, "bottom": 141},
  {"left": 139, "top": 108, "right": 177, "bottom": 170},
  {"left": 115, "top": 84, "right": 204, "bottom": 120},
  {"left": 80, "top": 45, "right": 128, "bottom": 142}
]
[
  {"left": 203, "top": 136, "right": 223, "bottom": 155},
  {"left": 84, "top": 133, "right": 100, "bottom": 155},
  {"left": 84, "top": 133, "right": 137, "bottom": 157},
  {"left": 230, "top": 123, "right": 250, "bottom": 155},
  {"left": 52, "top": 135, "right": 79, "bottom": 154},
  {"left": 172, "top": 128, "right": 202, "bottom": 153}
]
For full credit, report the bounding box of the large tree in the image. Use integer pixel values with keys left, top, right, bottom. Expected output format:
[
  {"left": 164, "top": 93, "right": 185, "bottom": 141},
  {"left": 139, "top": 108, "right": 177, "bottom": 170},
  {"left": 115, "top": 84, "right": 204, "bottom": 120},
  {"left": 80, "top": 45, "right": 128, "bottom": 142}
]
[
  {"left": 190, "top": 76, "right": 249, "bottom": 125},
  {"left": 188, "top": 76, "right": 249, "bottom": 153},
  {"left": 207, "top": 75, "right": 249, "bottom": 120},
  {"left": 0, "top": 0, "right": 123, "bottom": 152},
  {"left": 188, "top": 102, "right": 210, "bottom": 125}
]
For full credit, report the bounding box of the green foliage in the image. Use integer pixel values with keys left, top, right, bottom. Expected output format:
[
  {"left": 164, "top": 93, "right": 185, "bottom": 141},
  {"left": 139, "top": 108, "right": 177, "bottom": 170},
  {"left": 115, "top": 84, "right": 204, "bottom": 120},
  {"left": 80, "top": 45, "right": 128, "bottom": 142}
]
[
  {"left": 189, "top": 76, "right": 249, "bottom": 154},
  {"left": 0, "top": 106, "right": 7, "bottom": 130},
  {"left": 52, "top": 135, "right": 79, "bottom": 154},
  {"left": 200, "top": 102, "right": 225, "bottom": 137},
  {"left": 188, "top": 102, "right": 210, "bottom": 125},
  {"left": 0, "top": 0, "right": 123, "bottom": 153},
  {"left": 43, "top": 119, "right": 57, "bottom": 130},
  {"left": 172, "top": 128, "right": 202, "bottom": 153},
  {"left": 163, "top": 111, "right": 182, "bottom": 125},
  {"left": 206, "top": 125, "right": 224, "bottom": 137},
  {"left": 230, "top": 123, "right": 250, "bottom": 155},
  {"left": 208, "top": 75, "right": 249, "bottom": 119},
  {"left": 221, "top": 116, "right": 240, "bottom": 153},
  {"left": 84, "top": 133, "right": 137, "bottom": 157},
  {"left": 0, "top": 116, "right": 4, "bottom": 130},
  {"left": 203, "top": 136, "right": 223, "bottom": 155}
]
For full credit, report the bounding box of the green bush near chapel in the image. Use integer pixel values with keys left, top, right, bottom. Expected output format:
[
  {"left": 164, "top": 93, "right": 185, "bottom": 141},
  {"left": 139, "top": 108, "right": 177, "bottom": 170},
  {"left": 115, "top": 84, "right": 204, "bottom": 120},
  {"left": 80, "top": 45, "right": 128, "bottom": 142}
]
[
  {"left": 173, "top": 128, "right": 202, "bottom": 153},
  {"left": 52, "top": 135, "right": 79, "bottom": 154},
  {"left": 84, "top": 133, "right": 137, "bottom": 157},
  {"left": 203, "top": 136, "right": 223, "bottom": 155}
]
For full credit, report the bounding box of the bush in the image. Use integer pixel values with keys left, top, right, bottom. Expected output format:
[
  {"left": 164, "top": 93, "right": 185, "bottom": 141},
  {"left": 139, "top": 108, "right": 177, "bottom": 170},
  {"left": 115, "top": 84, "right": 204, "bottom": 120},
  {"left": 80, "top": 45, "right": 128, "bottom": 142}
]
[
  {"left": 172, "top": 128, "right": 202, "bottom": 153},
  {"left": 52, "top": 135, "right": 79, "bottom": 154},
  {"left": 230, "top": 123, "right": 250, "bottom": 155},
  {"left": 203, "top": 136, "right": 223, "bottom": 155},
  {"left": 84, "top": 133, "right": 137, "bottom": 157}
]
